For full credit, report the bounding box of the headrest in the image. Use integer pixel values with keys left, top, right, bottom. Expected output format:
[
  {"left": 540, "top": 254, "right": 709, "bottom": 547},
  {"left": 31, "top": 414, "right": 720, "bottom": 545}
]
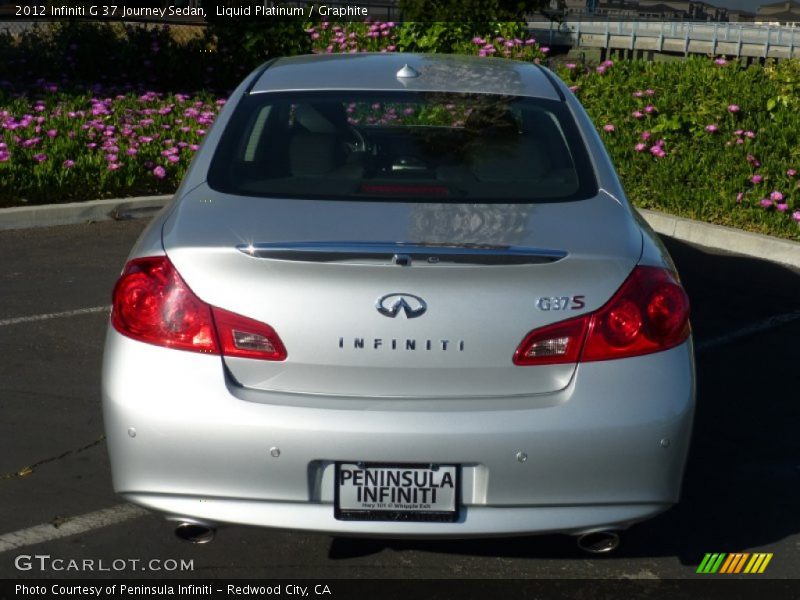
[
  {"left": 294, "top": 103, "right": 347, "bottom": 134},
  {"left": 289, "top": 131, "right": 339, "bottom": 177}
]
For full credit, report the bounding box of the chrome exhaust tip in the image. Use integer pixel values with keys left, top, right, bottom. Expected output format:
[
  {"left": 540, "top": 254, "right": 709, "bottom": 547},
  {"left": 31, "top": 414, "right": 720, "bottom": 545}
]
[
  {"left": 576, "top": 530, "right": 620, "bottom": 554},
  {"left": 174, "top": 522, "right": 216, "bottom": 544}
]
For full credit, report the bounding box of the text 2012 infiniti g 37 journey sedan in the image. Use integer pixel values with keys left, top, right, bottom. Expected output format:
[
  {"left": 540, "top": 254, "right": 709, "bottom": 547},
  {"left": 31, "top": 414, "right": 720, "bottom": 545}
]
[{"left": 102, "top": 53, "right": 694, "bottom": 545}]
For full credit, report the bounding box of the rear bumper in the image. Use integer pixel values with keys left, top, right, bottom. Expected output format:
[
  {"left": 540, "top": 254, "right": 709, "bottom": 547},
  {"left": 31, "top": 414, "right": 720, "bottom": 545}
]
[
  {"left": 102, "top": 328, "right": 695, "bottom": 537},
  {"left": 129, "top": 495, "right": 670, "bottom": 538}
]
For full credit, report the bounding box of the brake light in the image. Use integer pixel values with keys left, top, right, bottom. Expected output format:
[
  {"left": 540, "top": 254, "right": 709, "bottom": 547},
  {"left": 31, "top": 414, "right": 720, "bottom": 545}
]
[
  {"left": 112, "top": 256, "right": 217, "bottom": 353},
  {"left": 514, "top": 266, "right": 690, "bottom": 365},
  {"left": 583, "top": 266, "right": 690, "bottom": 361},
  {"left": 111, "top": 256, "right": 286, "bottom": 361}
]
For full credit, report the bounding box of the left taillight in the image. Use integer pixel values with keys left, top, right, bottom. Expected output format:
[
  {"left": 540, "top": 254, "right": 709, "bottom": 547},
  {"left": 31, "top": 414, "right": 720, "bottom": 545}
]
[
  {"left": 111, "top": 256, "right": 286, "bottom": 361},
  {"left": 212, "top": 307, "right": 287, "bottom": 361}
]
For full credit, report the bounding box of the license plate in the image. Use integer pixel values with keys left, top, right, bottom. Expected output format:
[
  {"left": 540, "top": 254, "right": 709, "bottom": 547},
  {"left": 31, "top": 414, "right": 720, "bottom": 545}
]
[{"left": 334, "top": 463, "right": 459, "bottom": 522}]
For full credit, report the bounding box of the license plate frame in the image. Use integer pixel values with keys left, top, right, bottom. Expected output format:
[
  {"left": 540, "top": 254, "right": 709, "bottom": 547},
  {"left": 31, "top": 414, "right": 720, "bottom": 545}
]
[{"left": 334, "top": 462, "right": 459, "bottom": 522}]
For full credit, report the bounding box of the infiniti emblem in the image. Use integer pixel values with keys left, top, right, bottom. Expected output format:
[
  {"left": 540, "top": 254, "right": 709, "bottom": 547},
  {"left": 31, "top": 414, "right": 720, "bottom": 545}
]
[{"left": 376, "top": 293, "right": 427, "bottom": 319}]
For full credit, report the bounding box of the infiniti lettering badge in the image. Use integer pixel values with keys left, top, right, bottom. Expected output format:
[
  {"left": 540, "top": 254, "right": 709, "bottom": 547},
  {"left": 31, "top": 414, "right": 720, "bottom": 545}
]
[{"left": 376, "top": 293, "right": 427, "bottom": 319}]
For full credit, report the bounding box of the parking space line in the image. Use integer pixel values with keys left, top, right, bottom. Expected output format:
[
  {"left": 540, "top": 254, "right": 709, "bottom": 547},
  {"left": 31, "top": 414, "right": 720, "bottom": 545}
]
[
  {"left": 0, "top": 504, "right": 148, "bottom": 553},
  {"left": 696, "top": 310, "right": 800, "bottom": 353},
  {"left": 0, "top": 305, "right": 111, "bottom": 327}
]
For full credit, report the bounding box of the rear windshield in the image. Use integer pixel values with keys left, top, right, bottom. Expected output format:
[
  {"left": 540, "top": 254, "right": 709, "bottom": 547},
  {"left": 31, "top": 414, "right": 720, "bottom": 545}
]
[{"left": 208, "top": 91, "right": 598, "bottom": 203}]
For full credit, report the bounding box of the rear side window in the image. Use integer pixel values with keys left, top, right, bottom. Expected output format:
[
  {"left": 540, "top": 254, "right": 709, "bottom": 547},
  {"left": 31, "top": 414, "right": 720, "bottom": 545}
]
[{"left": 208, "top": 91, "right": 598, "bottom": 203}]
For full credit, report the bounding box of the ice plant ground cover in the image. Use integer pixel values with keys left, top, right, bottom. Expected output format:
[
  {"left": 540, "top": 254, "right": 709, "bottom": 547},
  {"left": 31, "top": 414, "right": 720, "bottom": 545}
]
[
  {"left": 0, "top": 19, "right": 798, "bottom": 240},
  {"left": 0, "top": 88, "right": 222, "bottom": 204},
  {"left": 555, "top": 56, "right": 800, "bottom": 240}
]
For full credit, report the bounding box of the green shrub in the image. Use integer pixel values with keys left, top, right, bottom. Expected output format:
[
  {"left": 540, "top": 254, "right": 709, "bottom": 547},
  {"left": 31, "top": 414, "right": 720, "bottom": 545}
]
[
  {"left": 397, "top": 22, "right": 540, "bottom": 57},
  {"left": 0, "top": 21, "right": 224, "bottom": 94},
  {"left": 556, "top": 57, "right": 800, "bottom": 239},
  {"left": 307, "top": 21, "right": 549, "bottom": 64}
]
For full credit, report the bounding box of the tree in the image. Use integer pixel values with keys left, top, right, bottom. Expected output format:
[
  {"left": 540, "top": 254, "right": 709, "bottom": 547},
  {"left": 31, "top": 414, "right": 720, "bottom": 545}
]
[
  {"left": 204, "top": 0, "right": 311, "bottom": 77},
  {"left": 398, "top": 0, "right": 548, "bottom": 22}
]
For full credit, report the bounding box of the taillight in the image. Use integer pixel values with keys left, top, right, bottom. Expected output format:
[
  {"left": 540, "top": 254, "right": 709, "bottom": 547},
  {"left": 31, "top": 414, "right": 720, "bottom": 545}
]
[
  {"left": 112, "top": 257, "right": 218, "bottom": 353},
  {"left": 583, "top": 266, "right": 690, "bottom": 361},
  {"left": 212, "top": 307, "right": 287, "bottom": 361},
  {"left": 513, "top": 314, "right": 589, "bottom": 366},
  {"left": 112, "top": 256, "right": 286, "bottom": 361},
  {"left": 514, "top": 266, "right": 690, "bottom": 365}
]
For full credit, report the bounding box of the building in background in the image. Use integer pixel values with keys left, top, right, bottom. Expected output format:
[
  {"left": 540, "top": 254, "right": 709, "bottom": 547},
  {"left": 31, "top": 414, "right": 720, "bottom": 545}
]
[
  {"left": 755, "top": 0, "right": 800, "bottom": 23},
  {"left": 563, "top": 0, "right": 731, "bottom": 19}
]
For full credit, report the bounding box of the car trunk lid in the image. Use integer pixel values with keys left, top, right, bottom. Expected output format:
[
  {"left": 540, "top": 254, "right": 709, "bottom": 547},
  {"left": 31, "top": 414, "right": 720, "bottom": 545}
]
[{"left": 162, "top": 185, "right": 641, "bottom": 398}]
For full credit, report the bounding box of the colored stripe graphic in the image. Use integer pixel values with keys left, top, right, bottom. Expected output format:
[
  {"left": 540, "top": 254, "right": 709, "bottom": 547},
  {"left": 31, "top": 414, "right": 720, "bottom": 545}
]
[
  {"left": 720, "top": 553, "right": 749, "bottom": 573},
  {"left": 697, "top": 553, "right": 726, "bottom": 573},
  {"left": 698, "top": 553, "right": 773, "bottom": 574},
  {"left": 744, "top": 553, "right": 774, "bottom": 574},
  {"left": 734, "top": 553, "right": 750, "bottom": 573},
  {"left": 719, "top": 554, "right": 735, "bottom": 573},
  {"left": 696, "top": 554, "right": 714, "bottom": 573}
]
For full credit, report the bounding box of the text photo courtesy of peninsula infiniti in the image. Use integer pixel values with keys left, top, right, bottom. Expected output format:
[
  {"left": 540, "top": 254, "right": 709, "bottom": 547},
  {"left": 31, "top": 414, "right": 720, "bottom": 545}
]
[{"left": 102, "top": 53, "right": 695, "bottom": 548}]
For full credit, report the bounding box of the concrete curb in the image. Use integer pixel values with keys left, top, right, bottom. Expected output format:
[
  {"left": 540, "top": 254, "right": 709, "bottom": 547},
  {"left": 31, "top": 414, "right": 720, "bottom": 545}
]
[
  {"left": 639, "top": 208, "right": 800, "bottom": 270},
  {"left": 0, "top": 196, "right": 797, "bottom": 269},
  {"left": 0, "top": 195, "right": 171, "bottom": 231}
]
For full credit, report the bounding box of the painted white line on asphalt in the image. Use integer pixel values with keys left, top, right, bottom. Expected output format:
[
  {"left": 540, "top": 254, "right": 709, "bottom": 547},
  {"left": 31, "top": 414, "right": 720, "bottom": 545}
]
[
  {"left": 0, "top": 305, "right": 111, "bottom": 327},
  {"left": 696, "top": 311, "right": 800, "bottom": 352},
  {"left": 0, "top": 504, "right": 149, "bottom": 553}
]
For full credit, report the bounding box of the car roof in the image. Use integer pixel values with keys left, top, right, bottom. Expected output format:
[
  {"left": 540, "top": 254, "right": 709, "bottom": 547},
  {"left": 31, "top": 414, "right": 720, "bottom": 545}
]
[{"left": 249, "top": 53, "right": 562, "bottom": 101}]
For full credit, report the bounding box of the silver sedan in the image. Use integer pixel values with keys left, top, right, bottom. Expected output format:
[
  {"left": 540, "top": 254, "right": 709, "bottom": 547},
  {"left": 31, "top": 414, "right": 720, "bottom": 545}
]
[{"left": 102, "top": 53, "right": 694, "bottom": 550}]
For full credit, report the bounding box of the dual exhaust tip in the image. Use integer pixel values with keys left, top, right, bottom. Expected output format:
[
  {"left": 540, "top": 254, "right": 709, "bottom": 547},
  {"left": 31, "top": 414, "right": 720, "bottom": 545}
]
[
  {"left": 174, "top": 522, "right": 216, "bottom": 544},
  {"left": 173, "top": 521, "right": 620, "bottom": 553},
  {"left": 576, "top": 530, "right": 620, "bottom": 554}
]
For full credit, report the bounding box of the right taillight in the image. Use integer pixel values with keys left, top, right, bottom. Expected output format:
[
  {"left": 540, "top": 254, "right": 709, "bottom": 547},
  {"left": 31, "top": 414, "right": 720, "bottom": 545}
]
[
  {"left": 582, "top": 265, "right": 690, "bottom": 361},
  {"left": 514, "top": 266, "right": 690, "bottom": 365},
  {"left": 111, "top": 256, "right": 287, "bottom": 361}
]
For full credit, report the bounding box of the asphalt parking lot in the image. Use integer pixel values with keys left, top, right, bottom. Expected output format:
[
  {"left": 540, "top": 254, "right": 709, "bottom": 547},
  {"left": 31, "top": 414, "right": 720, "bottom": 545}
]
[{"left": 1, "top": 216, "right": 799, "bottom": 581}]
